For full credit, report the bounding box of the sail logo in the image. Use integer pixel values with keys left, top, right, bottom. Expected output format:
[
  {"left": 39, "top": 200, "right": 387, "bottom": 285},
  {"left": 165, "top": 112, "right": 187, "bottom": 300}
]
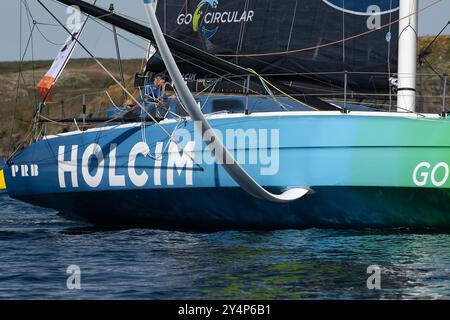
[
  {"left": 322, "top": 0, "right": 399, "bottom": 15},
  {"left": 177, "top": 0, "right": 255, "bottom": 40}
]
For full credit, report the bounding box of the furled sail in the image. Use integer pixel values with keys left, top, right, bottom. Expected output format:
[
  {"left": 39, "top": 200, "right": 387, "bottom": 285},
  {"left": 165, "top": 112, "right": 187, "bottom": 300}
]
[
  {"left": 37, "top": 19, "right": 87, "bottom": 101},
  {"left": 148, "top": 0, "right": 399, "bottom": 93}
]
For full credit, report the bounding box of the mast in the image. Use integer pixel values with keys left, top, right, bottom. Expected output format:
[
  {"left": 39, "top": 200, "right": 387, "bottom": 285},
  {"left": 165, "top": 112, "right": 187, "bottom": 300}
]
[
  {"left": 397, "top": 0, "right": 418, "bottom": 112},
  {"left": 143, "top": 0, "right": 309, "bottom": 203}
]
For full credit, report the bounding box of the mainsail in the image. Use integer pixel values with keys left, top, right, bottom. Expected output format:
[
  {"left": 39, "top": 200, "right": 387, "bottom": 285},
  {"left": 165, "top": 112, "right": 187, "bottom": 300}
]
[
  {"left": 149, "top": 0, "right": 399, "bottom": 93},
  {"left": 54, "top": 0, "right": 339, "bottom": 110},
  {"left": 37, "top": 19, "right": 87, "bottom": 101}
]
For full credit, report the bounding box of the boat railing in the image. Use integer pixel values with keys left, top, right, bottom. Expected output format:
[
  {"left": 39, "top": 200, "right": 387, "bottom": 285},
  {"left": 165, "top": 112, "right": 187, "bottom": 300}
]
[
  {"left": 185, "top": 71, "right": 449, "bottom": 114},
  {"left": 36, "top": 71, "right": 449, "bottom": 133}
]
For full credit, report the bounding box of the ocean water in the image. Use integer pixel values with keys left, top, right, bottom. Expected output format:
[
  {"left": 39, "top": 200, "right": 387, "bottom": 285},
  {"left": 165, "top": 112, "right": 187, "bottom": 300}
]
[{"left": 0, "top": 191, "right": 449, "bottom": 300}]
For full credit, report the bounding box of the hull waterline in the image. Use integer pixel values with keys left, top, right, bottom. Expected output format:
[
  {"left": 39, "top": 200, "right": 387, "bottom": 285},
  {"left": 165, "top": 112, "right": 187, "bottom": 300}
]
[{"left": 15, "top": 186, "right": 450, "bottom": 230}]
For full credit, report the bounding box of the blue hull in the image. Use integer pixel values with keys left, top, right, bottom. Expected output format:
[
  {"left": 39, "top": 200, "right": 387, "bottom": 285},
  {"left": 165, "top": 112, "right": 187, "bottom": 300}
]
[{"left": 5, "top": 111, "right": 450, "bottom": 230}]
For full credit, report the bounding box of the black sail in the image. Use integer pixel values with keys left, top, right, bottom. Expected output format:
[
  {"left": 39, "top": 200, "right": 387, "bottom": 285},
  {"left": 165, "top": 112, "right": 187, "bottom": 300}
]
[
  {"left": 53, "top": 0, "right": 338, "bottom": 110},
  {"left": 149, "top": 0, "right": 399, "bottom": 94}
]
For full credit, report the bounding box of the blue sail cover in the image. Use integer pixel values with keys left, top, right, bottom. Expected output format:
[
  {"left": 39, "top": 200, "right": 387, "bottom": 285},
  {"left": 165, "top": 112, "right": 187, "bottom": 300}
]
[{"left": 150, "top": 0, "right": 399, "bottom": 93}]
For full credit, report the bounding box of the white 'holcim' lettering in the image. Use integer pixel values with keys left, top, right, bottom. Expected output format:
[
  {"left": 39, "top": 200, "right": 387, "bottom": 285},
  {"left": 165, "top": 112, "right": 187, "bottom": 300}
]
[
  {"left": 57, "top": 142, "right": 197, "bottom": 189},
  {"left": 109, "top": 144, "right": 125, "bottom": 187},
  {"left": 153, "top": 142, "right": 164, "bottom": 186},
  {"left": 167, "top": 141, "right": 195, "bottom": 186},
  {"left": 128, "top": 142, "right": 150, "bottom": 187},
  {"left": 58, "top": 145, "right": 79, "bottom": 188},
  {"left": 82, "top": 144, "right": 104, "bottom": 188}
]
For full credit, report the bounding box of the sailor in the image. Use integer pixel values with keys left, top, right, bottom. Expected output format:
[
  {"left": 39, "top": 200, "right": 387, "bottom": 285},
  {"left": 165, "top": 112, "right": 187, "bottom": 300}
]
[
  {"left": 143, "top": 76, "right": 168, "bottom": 105},
  {"left": 142, "top": 75, "right": 169, "bottom": 120}
]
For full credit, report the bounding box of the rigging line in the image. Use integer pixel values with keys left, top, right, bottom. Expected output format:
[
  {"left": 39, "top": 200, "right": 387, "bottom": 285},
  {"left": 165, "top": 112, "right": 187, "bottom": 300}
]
[
  {"left": 23, "top": 0, "right": 58, "bottom": 66},
  {"left": 86, "top": 9, "right": 321, "bottom": 105},
  {"left": 218, "top": 0, "right": 443, "bottom": 58},
  {"left": 180, "top": 33, "right": 356, "bottom": 88},
  {"left": 161, "top": 27, "right": 332, "bottom": 82},
  {"left": 8, "top": 121, "right": 36, "bottom": 160},
  {"left": 286, "top": 0, "right": 298, "bottom": 51},
  {"left": 199, "top": 78, "right": 223, "bottom": 111},
  {"left": 91, "top": 12, "right": 318, "bottom": 104},
  {"left": 55, "top": 0, "right": 98, "bottom": 90},
  {"left": 89, "top": 17, "right": 255, "bottom": 91},
  {"left": 38, "top": 103, "right": 140, "bottom": 127},
  {"left": 8, "top": 9, "right": 36, "bottom": 158},
  {"left": 330, "top": 98, "right": 427, "bottom": 110},
  {"left": 18, "top": 35, "right": 138, "bottom": 163},
  {"left": 104, "top": 90, "right": 126, "bottom": 112},
  {"left": 247, "top": 69, "right": 318, "bottom": 111},
  {"left": 195, "top": 75, "right": 228, "bottom": 96},
  {"left": 50, "top": 1, "right": 337, "bottom": 111},
  {"left": 397, "top": 18, "right": 418, "bottom": 40},
  {"left": 253, "top": 72, "right": 289, "bottom": 111},
  {"left": 232, "top": 56, "right": 344, "bottom": 89},
  {"left": 283, "top": 81, "right": 344, "bottom": 93},
  {"left": 34, "top": 21, "right": 61, "bottom": 27},
  {"left": 48, "top": 89, "right": 110, "bottom": 103},
  {"left": 342, "top": 0, "right": 345, "bottom": 65},
  {"left": 419, "top": 20, "right": 450, "bottom": 58},
  {"left": 37, "top": 2, "right": 97, "bottom": 105},
  {"left": 50, "top": 0, "right": 100, "bottom": 106},
  {"left": 423, "top": 57, "right": 445, "bottom": 80},
  {"left": 35, "top": 114, "right": 191, "bottom": 167},
  {"left": 35, "top": 23, "right": 65, "bottom": 45},
  {"left": 262, "top": 71, "right": 408, "bottom": 76},
  {"left": 236, "top": 0, "right": 250, "bottom": 58},
  {"left": 199, "top": 45, "right": 348, "bottom": 94},
  {"left": 168, "top": 84, "right": 189, "bottom": 115},
  {"left": 108, "top": 31, "right": 274, "bottom": 101},
  {"left": 39, "top": 114, "right": 75, "bottom": 126},
  {"left": 35, "top": 102, "right": 154, "bottom": 165},
  {"left": 10, "top": 100, "right": 39, "bottom": 157},
  {"left": 86, "top": 10, "right": 308, "bottom": 99},
  {"left": 8, "top": 1, "right": 24, "bottom": 159},
  {"left": 399, "top": 22, "right": 419, "bottom": 39},
  {"left": 387, "top": 0, "right": 393, "bottom": 111},
  {"left": 23, "top": 0, "right": 38, "bottom": 108},
  {"left": 37, "top": 0, "right": 203, "bottom": 171}
]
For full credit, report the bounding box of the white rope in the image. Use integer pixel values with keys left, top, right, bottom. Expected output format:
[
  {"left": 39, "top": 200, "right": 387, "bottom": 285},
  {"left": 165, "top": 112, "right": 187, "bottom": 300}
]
[{"left": 105, "top": 90, "right": 125, "bottom": 112}]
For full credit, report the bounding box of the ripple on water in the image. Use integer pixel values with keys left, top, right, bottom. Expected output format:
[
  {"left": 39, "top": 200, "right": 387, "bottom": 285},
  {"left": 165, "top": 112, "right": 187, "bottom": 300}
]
[{"left": 0, "top": 192, "right": 450, "bottom": 299}]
